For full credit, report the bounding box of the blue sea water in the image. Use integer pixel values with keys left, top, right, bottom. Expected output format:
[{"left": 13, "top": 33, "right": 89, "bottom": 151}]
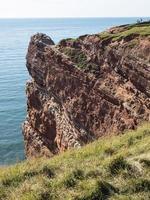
[{"left": 0, "top": 18, "right": 149, "bottom": 165}]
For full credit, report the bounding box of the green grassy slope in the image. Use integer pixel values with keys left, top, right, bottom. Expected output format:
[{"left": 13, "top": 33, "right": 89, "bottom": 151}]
[
  {"left": 0, "top": 123, "right": 150, "bottom": 200},
  {"left": 99, "top": 22, "right": 150, "bottom": 41}
]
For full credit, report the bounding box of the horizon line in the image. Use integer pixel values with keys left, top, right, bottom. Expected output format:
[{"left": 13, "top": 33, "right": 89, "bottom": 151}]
[{"left": 0, "top": 16, "right": 150, "bottom": 19}]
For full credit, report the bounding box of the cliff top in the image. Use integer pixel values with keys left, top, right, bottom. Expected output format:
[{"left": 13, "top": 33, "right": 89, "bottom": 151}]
[
  {"left": 1, "top": 123, "right": 150, "bottom": 200},
  {"left": 63, "top": 21, "right": 150, "bottom": 41}
]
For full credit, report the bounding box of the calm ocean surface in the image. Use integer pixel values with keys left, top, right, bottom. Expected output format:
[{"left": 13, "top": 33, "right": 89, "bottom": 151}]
[{"left": 0, "top": 18, "right": 149, "bottom": 165}]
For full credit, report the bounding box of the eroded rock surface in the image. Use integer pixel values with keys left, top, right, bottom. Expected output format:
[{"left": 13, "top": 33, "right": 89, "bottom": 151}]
[{"left": 23, "top": 23, "right": 150, "bottom": 158}]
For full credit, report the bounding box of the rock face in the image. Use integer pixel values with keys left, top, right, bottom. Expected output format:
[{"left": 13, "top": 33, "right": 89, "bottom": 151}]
[{"left": 23, "top": 23, "right": 150, "bottom": 158}]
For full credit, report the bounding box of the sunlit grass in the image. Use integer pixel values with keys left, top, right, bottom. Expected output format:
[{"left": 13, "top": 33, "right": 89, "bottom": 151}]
[
  {"left": 0, "top": 123, "right": 150, "bottom": 199},
  {"left": 99, "top": 22, "right": 150, "bottom": 42}
]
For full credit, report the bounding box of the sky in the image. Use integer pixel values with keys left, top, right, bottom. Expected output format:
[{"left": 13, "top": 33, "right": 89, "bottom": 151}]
[{"left": 0, "top": 0, "right": 149, "bottom": 18}]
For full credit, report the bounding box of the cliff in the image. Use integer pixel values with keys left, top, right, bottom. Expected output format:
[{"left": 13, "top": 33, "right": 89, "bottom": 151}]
[{"left": 23, "top": 22, "right": 150, "bottom": 158}]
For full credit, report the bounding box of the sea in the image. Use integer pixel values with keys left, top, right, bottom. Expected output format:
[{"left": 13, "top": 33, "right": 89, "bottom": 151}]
[{"left": 0, "top": 18, "right": 149, "bottom": 165}]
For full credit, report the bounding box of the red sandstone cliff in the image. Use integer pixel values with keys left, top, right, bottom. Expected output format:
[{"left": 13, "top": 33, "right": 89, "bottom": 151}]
[{"left": 23, "top": 22, "right": 150, "bottom": 158}]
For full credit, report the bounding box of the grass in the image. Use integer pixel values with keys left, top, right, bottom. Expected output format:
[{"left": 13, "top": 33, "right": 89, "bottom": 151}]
[
  {"left": 0, "top": 123, "right": 150, "bottom": 200},
  {"left": 99, "top": 22, "right": 150, "bottom": 42}
]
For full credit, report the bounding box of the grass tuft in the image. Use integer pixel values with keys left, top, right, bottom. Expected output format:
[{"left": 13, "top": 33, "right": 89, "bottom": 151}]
[
  {"left": 76, "top": 181, "right": 118, "bottom": 200},
  {"left": 140, "top": 159, "right": 150, "bottom": 167},
  {"left": 104, "top": 147, "right": 115, "bottom": 156},
  {"left": 64, "top": 169, "right": 84, "bottom": 188},
  {"left": 108, "top": 156, "right": 131, "bottom": 175},
  {"left": 40, "top": 166, "right": 55, "bottom": 178},
  {"left": 132, "top": 179, "right": 150, "bottom": 193}
]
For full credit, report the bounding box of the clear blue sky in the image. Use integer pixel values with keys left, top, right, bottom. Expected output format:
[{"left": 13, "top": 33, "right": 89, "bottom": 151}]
[{"left": 0, "top": 0, "right": 149, "bottom": 18}]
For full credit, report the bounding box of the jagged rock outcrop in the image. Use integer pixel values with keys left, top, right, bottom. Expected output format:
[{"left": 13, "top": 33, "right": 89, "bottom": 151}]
[{"left": 23, "top": 22, "right": 150, "bottom": 158}]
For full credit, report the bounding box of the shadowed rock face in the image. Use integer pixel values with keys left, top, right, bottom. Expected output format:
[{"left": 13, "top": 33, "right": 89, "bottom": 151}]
[{"left": 23, "top": 23, "right": 150, "bottom": 158}]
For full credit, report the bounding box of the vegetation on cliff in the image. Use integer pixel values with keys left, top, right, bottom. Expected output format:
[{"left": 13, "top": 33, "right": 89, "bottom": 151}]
[
  {"left": 99, "top": 22, "right": 150, "bottom": 41},
  {"left": 59, "top": 21, "right": 150, "bottom": 74},
  {"left": 0, "top": 123, "right": 150, "bottom": 200}
]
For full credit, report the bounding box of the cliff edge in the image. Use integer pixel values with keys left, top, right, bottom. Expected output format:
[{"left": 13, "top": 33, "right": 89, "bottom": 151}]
[{"left": 23, "top": 22, "right": 150, "bottom": 158}]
